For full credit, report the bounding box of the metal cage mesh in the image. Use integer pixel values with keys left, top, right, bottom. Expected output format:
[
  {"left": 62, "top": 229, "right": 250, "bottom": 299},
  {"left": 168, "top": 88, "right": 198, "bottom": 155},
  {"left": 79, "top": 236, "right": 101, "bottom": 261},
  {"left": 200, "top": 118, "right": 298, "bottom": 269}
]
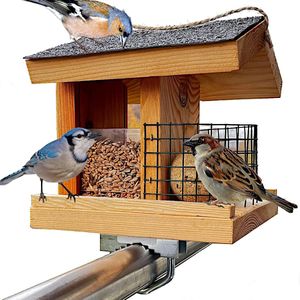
[{"left": 143, "top": 123, "right": 258, "bottom": 202}]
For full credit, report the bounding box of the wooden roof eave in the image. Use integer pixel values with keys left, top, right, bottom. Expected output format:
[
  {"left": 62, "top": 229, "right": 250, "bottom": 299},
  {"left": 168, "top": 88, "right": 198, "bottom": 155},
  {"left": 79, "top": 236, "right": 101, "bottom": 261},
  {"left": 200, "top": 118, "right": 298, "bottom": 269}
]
[
  {"left": 25, "top": 20, "right": 282, "bottom": 101},
  {"left": 25, "top": 20, "right": 267, "bottom": 84}
]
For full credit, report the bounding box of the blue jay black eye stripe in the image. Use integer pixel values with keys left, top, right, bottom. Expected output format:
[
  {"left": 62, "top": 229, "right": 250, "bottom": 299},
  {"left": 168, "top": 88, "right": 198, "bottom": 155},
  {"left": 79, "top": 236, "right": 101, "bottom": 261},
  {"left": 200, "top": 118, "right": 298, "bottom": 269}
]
[{"left": 66, "top": 135, "right": 74, "bottom": 146}]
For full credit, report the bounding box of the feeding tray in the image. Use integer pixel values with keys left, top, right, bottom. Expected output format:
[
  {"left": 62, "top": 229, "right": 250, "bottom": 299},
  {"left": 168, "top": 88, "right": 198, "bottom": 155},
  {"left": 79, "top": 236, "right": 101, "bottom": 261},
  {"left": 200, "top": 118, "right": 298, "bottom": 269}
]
[
  {"left": 25, "top": 16, "right": 281, "bottom": 244},
  {"left": 30, "top": 195, "right": 277, "bottom": 244}
]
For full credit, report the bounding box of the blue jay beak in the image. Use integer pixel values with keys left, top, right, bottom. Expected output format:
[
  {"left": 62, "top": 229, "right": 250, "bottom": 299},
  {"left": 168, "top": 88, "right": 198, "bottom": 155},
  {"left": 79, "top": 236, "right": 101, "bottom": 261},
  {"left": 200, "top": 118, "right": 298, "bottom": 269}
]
[{"left": 88, "top": 131, "right": 102, "bottom": 141}]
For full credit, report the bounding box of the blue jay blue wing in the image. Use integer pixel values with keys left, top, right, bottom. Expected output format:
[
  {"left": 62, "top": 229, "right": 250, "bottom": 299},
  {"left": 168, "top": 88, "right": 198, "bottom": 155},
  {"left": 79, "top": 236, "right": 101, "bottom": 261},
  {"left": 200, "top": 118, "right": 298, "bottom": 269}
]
[{"left": 25, "top": 140, "right": 61, "bottom": 167}]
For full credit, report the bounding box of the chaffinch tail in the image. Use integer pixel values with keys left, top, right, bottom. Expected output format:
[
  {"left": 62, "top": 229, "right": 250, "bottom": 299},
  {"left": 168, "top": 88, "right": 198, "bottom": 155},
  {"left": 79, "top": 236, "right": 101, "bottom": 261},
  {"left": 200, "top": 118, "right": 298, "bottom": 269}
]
[
  {"left": 23, "top": 0, "right": 132, "bottom": 48},
  {"left": 0, "top": 128, "right": 101, "bottom": 202}
]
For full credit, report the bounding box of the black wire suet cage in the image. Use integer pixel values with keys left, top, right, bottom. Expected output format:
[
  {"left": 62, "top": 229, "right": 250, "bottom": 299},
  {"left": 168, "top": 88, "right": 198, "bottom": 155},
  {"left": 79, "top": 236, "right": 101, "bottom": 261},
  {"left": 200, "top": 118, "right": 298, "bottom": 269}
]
[{"left": 143, "top": 123, "right": 258, "bottom": 203}]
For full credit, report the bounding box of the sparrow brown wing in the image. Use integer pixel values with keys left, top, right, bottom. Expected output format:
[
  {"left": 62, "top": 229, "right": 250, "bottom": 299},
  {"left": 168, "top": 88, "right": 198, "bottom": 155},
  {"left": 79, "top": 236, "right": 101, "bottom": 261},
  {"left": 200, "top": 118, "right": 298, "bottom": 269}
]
[{"left": 203, "top": 148, "right": 265, "bottom": 197}]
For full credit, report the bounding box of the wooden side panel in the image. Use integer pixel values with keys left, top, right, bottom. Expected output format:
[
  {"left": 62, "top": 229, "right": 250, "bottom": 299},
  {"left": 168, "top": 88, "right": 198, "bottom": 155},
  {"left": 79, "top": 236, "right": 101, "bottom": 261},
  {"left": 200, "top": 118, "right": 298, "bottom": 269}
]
[
  {"left": 140, "top": 76, "right": 200, "bottom": 199},
  {"left": 56, "top": 80, "right": 127, "bottom": 195},
  {"left": 123, "top": 79, "right": 141, "bottom": 104},
  {"left": 199, "top": 45, "right": 282, "bottom": 100},
  {"left": 76, "top": 80, "right": 127, "bottom": 129},
  {"left": 56, "top": 82, "right": 79, "bottom": 195}
]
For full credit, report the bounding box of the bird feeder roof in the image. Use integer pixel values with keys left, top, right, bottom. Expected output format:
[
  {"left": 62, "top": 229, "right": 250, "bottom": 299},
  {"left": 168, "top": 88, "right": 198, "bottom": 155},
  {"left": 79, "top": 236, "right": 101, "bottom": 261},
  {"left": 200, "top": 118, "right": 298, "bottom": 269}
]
[
  {"left": 25, "top": 16, "right": 282, "bottom": 100},
  {"left": 25, "top": 17, "right": 262, "bottom": 60}
]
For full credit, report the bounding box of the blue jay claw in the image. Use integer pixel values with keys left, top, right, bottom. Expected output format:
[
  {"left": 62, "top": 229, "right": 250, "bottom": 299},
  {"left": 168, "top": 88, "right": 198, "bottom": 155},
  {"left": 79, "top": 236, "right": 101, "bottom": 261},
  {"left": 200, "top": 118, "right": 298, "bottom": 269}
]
[
  {"left": 39, "top": 193, "right": 47, "bottom": 203},
  {"left": 67, "top": 192, "right": 78, "bottom": 203}
]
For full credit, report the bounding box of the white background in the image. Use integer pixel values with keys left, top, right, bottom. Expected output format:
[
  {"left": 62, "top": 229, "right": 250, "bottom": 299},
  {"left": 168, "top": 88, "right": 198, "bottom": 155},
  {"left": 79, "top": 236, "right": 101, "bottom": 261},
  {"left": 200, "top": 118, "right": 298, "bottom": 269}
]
[{"left": 0, "top": 0, "right": 299, "bottom": 299}]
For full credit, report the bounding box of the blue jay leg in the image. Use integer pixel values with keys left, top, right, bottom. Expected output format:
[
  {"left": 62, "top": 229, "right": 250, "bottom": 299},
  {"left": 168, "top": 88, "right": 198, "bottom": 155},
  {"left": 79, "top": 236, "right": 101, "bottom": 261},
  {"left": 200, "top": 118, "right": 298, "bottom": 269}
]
[
  {"left": 59, "top": 183, "right": 77, "bottom": 202},
  {"left": 39, "top": 179, "right": 47, "bottom": 203}
]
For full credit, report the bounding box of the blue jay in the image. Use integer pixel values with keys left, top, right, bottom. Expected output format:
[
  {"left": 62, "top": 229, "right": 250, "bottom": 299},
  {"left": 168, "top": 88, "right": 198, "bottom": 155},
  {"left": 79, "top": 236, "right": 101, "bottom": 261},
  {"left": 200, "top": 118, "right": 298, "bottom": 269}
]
[{"left": 0, "top": 128, "right": 101, "bottom": 202}]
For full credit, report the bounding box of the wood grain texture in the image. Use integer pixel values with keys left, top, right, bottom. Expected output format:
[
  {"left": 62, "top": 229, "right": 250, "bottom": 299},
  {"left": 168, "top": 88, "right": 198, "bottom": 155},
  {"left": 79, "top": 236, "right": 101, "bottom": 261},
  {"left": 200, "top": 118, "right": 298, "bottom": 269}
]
[
  {"left": 233, "top": 202, "right": 278, "bottom": 243},
  {"left": 140, "top": 76, "right": 200, "bottom": 199},
  {"left": 26, "top": 42, "right": 239, "bottom": 84},
  {"left": 237, "top": 20, "right": 267, "bottom": 67},
  {"left": 31, "top": 195, "right": 235, "bottom": 219},
  {"left": 30, "top": 196, "right": 278, "bottom": 244},
  {"left": 123, "top": 79, "right": 141, "bottom": 104},
  {"left": 199, "top": 44, "right": 282, "bottom": 100},
  {"left": 75, "top": 80, "right": 127, "bottom": 129},
  {"left": 56, "top": 82, "right": 79, "bottom": 195}
]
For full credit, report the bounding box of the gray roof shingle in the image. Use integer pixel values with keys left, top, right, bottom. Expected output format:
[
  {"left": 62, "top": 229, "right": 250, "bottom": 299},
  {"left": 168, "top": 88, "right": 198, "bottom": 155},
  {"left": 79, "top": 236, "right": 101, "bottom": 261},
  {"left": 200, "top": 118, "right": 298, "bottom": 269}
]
[{"left": 25, "top": 17, "right": 262, "bottom": 60}]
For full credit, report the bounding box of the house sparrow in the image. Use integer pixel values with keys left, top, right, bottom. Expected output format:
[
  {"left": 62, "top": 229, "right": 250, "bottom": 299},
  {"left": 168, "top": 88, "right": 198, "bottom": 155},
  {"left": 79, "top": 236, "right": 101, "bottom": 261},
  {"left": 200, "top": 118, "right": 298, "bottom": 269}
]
[{"left": 184, "top": 134, "right": 297, "bottom": 213}]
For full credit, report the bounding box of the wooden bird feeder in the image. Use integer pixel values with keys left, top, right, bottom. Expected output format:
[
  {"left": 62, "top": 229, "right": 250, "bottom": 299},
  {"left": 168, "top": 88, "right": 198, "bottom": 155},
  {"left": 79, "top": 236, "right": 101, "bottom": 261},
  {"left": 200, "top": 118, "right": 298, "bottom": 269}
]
[{"left": 26, "top": 17, "right": 281, "bottom": 244}]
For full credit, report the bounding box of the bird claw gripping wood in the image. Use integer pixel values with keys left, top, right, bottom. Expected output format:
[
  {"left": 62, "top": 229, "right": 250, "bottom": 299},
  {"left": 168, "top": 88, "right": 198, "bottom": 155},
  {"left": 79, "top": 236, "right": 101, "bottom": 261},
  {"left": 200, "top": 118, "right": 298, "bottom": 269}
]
[
  {"left": 39, "top": 192, "right": 47, "bottom": 203},
  {"left": 67, "top": 192, "right": 78, "bottom": 203}
]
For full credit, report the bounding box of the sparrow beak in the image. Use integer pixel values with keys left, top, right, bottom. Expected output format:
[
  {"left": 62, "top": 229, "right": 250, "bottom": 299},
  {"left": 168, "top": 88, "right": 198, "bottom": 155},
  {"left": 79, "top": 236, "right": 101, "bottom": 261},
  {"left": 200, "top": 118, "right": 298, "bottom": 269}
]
[
  {"left": 183, "top": 139, "right": 198, "bottom": 148},
  {"left": 88, "top": 131, "right": 102, "bottom": 141},
  {"left": 120, "top": 35, "right": 128, "bottom": 48}
]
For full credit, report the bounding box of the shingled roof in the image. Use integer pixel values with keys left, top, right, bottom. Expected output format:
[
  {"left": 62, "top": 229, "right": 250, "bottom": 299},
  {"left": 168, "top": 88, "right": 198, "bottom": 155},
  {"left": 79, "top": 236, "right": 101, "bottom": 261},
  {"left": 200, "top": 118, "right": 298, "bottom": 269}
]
[{"left": 25, "top": 17, "right": 262, "bottom": 60}]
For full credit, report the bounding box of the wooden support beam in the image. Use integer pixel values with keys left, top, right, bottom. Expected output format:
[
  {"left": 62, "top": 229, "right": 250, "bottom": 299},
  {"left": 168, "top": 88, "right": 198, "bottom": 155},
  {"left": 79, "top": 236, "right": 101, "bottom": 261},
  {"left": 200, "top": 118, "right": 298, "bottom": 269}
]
[
  {"left": 56, "top": 82, "right": 79, "bottom": 195},
  {"left": 30, "top": 195, "right": 278, "bottom": 244},
  {"left": 140, "top": 76, "right": 200, "bottom": 199}
]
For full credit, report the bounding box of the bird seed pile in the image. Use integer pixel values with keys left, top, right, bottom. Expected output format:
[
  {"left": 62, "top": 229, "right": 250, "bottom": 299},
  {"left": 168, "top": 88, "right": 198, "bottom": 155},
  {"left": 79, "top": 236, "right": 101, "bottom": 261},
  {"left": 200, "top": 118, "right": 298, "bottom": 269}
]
[{"left": 81, "top": 139, "right": 141, "bottom": 198}]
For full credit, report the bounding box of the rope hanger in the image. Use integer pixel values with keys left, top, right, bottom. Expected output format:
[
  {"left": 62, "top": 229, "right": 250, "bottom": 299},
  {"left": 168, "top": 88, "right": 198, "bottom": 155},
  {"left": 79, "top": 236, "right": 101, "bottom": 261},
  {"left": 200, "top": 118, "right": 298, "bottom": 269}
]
[
  {"left": 133, "top": 6, "right": 269, "bottom": 30},
  {"left": 133, "top": 6, "right": 272, "bottom": 47}
]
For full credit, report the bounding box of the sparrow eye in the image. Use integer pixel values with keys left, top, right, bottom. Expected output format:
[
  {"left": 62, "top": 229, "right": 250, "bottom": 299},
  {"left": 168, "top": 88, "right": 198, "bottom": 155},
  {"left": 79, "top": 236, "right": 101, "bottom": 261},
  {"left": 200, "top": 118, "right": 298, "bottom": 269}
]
[{"left": 119, "top": 27, "right": 123, "bottom": 33}]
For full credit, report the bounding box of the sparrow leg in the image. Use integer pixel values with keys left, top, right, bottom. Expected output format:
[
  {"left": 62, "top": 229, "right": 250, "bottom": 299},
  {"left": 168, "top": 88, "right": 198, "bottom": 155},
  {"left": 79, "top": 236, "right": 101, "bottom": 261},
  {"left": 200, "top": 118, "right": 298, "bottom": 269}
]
[
  {"left": 59, "top": 183, "right": 77, "bottom": 203},
  {"left": 39, "top": 178, "right": 47, "bottom": 203},
  {"left": 206, "top": 199, "right": 225, "bottom": 208}
]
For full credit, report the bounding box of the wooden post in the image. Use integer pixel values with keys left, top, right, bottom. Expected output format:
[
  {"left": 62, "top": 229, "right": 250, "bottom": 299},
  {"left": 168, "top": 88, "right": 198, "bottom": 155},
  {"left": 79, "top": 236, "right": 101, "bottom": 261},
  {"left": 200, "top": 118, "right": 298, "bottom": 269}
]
[
  {"left": 56, "top": 80, "right": 127, "bottom": 195},
  {"left": 140, "top": 76, "right": 200, "bottom": 200},
  {"left": 56, "top": 82, "right": 79, "bottom": 195}
]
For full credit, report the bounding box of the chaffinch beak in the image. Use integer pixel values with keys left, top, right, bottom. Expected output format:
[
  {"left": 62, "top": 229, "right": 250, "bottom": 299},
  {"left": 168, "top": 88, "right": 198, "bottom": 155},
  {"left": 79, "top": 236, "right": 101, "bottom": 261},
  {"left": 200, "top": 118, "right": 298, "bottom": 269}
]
[{"left": 120, "top": 35, "right": 128, "bottom": 48}]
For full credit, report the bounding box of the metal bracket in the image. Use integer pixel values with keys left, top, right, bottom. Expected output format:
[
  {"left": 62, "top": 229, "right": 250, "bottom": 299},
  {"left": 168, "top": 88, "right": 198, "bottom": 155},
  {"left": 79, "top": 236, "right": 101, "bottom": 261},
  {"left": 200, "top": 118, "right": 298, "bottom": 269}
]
[
  {"left": 117, "top": 236, "right": 186, "bottom": 258},
  {"left": 99, "top": 235, "right": 209, "bottom": 295},
  {"left": 138, "top": 257, "right": 175, "bottom": 295},
  {"left": 117, "top": 236, "right": 184, "bottom": 294}
]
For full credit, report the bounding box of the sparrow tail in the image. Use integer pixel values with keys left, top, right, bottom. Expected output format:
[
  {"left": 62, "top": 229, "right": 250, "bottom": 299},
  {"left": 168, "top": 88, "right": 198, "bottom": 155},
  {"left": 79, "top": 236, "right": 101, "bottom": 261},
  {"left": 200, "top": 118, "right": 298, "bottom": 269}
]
[
  {"left": 0, "top": 167, "right": 29, "bottom": 185},
  {"left": 264, "top": 192, "right": 298, "bottom": 213}
]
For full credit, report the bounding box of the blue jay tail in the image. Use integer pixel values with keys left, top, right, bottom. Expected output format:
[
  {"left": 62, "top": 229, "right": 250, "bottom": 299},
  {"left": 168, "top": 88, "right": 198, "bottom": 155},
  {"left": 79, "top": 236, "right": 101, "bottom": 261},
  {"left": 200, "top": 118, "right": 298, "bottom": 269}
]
[
  {"left": 0, "top": 167, "right": 29, "bottom": 185},
  {"left": 265, "top": 191, "right": 298, "bottom": 213}
]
